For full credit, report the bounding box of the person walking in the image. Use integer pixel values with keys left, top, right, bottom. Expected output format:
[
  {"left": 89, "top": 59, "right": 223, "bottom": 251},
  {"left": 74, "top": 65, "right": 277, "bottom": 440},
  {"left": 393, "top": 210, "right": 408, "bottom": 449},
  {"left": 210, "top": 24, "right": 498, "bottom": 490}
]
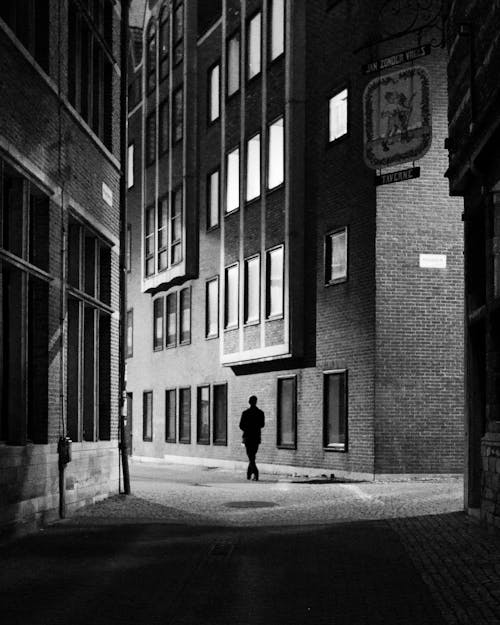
[{"left": 239, "top": 395, "right": 265, "bottom": 481}]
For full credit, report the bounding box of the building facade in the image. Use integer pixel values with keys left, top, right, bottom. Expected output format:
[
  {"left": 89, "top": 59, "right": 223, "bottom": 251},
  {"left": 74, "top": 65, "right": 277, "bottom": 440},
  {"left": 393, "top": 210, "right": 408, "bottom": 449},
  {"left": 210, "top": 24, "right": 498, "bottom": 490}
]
[
  {"left": 446, "top": 0, "right": 500, "bottom": 527},
  {"left": 126, "top": 0, "right": 464, "bottom": 478},
  {"left": 0, "top": 0, "right": 124, "bottom": 533}
]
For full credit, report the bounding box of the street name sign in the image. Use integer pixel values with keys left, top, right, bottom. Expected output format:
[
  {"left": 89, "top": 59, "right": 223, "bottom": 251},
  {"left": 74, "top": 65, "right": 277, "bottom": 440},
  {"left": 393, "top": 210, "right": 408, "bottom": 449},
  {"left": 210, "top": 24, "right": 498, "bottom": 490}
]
[
  {"left": 375, "top": 166, "right": 420, "bottom": 186},
  {"left": 362, "top": 44, "right": 431, "bottom": 75}
]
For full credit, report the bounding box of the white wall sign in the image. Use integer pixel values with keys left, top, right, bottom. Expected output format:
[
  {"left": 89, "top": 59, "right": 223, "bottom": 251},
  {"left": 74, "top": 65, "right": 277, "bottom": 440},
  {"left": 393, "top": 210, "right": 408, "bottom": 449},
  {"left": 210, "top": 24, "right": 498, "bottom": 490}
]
[
  {"left": 102, "top": 182, "right": 113, "bottom": 207},
  {"left": 419, "top": 254, "right": 447, "bottom": 269}
]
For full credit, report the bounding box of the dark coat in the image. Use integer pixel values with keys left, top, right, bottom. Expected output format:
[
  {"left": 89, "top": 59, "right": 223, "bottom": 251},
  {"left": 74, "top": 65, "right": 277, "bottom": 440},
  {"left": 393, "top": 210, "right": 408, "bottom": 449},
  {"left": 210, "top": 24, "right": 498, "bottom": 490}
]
[{"left": 239, "top": 406, "right": 265, "bottom": 445}]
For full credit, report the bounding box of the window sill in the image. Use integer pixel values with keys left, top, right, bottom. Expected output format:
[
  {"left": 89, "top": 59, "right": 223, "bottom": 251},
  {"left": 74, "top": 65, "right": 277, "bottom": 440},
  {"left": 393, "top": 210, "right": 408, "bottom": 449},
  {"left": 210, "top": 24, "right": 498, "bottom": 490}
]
[
  {"left": 166, "top": 343, "right": 177, "bottom": 350},
  {"left": 224, "top": 324, "right": 239, "bottom": 332},
  {"left": 207, "top": 116, "right": 220, "bottom": 128},
  {"left": 207, "top": 223, "right": 220, "bottom": 233},
  {"left": 196, "top": 440, "right": 210, "bottom": 446},
  {"left": 206, "top": 333, "right": 219, "bottom": 340},
  {"left": 179, "top": 339, "right": 191, "bottom": 347},
  {"left": 143, "top": 438, "right": 153, "bottom": 443},
  {"left": 244, "top": 319, "right": 260, "bottom": 327},
  {"left": 179, "top": 439, "right": 191, "bottom": 444},
  {"left": 268, "top": 52, "right": 284, "bottom": 68},
  {"left": 213, "top": 440, "right": 228, "bottom": 446},
  {"left": 153, "top": 347, "right": 164, "bottom": 352},
  {"left": 327, "top": 132, "right": 349, "bottom": 148},
  {"left": 324, "top": 445, "right": 347, "bottom": 453},
  {"left": 226, "top": 89, "right": 240, "bottom": 102},
  {"left": 325, "top": 277, "right": 347, "bottom": 287},
  {"left": 165, "top": 439, "right": 176, "bottom": 444},
  {"left": 245, "top": 195, "right": 261, "bottom": 207},
  {"left": 277, "top": 444, "right": 296, "bottom": 450},
  {"left": 225, "top": 207, "right": 240, "bottom": 217},
  {"left": 267, "top": 182, "right": 285, "bottom": 196},
  {"left": 266, "top": 314, "right": 284, "bottom": 322},
  {"left": 247, "top": 72, "right": 262, "bottom": 86}
]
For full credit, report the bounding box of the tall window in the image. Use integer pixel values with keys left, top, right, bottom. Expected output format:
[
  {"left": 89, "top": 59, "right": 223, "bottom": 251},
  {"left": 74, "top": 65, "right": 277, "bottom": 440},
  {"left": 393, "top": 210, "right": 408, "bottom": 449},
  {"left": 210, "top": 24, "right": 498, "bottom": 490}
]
[
  {"left": 208, "top": 63, "right": 220, "bottom": 123},
  {"left": 225, "top": 264, "right": 239, "bottom": 329},
  {"left": 159, "top": 5, "right": 169, "bottom": 80},
  {"left": 268, "top": 117, "right": 284, "bottom": 189},
  {"left": 153, "top": 298, "right": 164, "bottom": 351},
  {"left": 227, "top": 31, "right": 240, "bottom": 96},
  {"left": 126, "top": 309, "right": 133, "bottom": 358},
  {"left": 68, "top": 0, "right": 113, "bottom": 147},
  {"left": 329, "top": 88, "right": 348, "bottom": 142},
  {"left": 323, "top": 371, "right": 347, "bottom": 450},
  {"left": 277, "top": 376, "right": 296, "bottom": 448},
  {"left": 165, "top": 389, "right": 176, "bottom": 442},
  {"left": 244, "top": 255, "right": 260, "bottom": 324},
  {"left": 67, "top": 216, "right": 112, "bottom": 443},
  {"left": 157, "top": 197, "right": 168, "bottom": 271},
  {"left": 179, "top": 287, "right": 191, "bottom": 344},
  {"left": 213, "top": 384, "right": 228, "bottom": 445},
  {"left": 127, "top": 143, "right": 134, "bottom": 189},
  {"left": 146, "top": 19, "right": 156, "bottom": 92},
  {"left": 126, "top": 223, "right": 132, "bottom": 272},
  {"left": 0, "top": 162, "right": 50, "bottom": 444},
  {"left": 171, "top": 187, "right": 182, "bottom": 264},
  {"left": 197, "top": 386, "right": 210, "bottom": 444},
  {"left": 173, "top": 86, "right": 183, "bottom": 143},
  {"left": 206, "top": 277, "right": 219, "bottom": 338},
  {"left": 166, "top": 292, "right": 177, "bottom": 347},
  {"left": 173, "top": 2, "right": 184, "bottom": 65},
  {"left": 0, "top": 0, "right": 49, "bottom": 70},
  {"left": 226, "top": 147, "right": 240, "bottom": 213},
  {"left": 325, "top": 227, "right": 347, "bottom": 284},
  {"left": 146, "top": 112, "right": 156, "bottom": 166},
  {"left": 247, "top": 12, "right": 262, "bottom": 80},
  {"left": 144, "top": 205, "right": 155, "bottom": 276},
  {"left": 143, "top": 391, "right": 153, "bottom": 442},
  {"left": 159, "top": 99, "right": 169, "bottom": 155},
  {"left": 270, "top": 0, "right": 285, "bottom": 60},
  {"left": 246, "top": 133, "right": 261, "bottom": 202},
  {"left": 179, "top": 387, "right": 191, "bottom": 443},
  {"left": 266, "top": 246, "right": 283, "bottom": 318},
  {"left": 207, "top": 169, "right": 220, "bottom": 229}
]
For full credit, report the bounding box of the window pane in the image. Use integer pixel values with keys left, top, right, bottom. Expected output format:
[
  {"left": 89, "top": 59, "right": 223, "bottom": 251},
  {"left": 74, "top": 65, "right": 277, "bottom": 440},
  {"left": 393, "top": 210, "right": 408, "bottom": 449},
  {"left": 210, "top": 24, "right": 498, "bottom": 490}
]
[
  {"left": 271, "top": 0, "right": 285, "bottom": 60},
  {"left": 329, "top": 88, "right": 348, "bottom": 141},
  {"left": 208, "top": 169, "right": 219, "bottom": 229},
  {"left": 226, "top": 147, "right": 239, "bottom": 212},
  {"left": 324, "top": 372, "right": 347, "bottom": 448},
  {"left": 209, "top": 63, "right": 220, "bottom": 122},
  {"left": 160, "top": 100, "right": 169, "bottom": 154},
  {"left": 246, "top": 133, "right": 260, "bottom": 201},
  {"left": 143, "top": 391, "right": 153, "bottom": 441},
  {"left": 245, "top": 256, "right": 260, "bottom": 324},
  {"left": 171, "top": 187, "right": 182, "bottom": 264},
  {"left": 145, "top": 206, "right": 155, "bottom": 276},
  {"left": 173, "top": 86, "right": 183, "bottom": 143},
  {"left": 127, "top": 144, "right": 134, "bottom": 188},
  {"left": 278, "top": 377, "right": 296, "bottom": 447},
  {"left": 29, "top": 189, "right": 50, "bottom": 272},
  {"left": 153, "top": 298, "right": 164, "bottom": 350},
  {"left": 213, "top": 384, "right": 227, "bottom": 445},
  {"left": 158, "top": 197, "right": 168, "bottom": 271},
  {"left": 84, "top": 236, "right": 96, "bottom": 297},
  {"left": 227, "top": 33, "right": 240, "bottom": 96},
  {"left": 165, "top": 389, "right": 176, "bottom": 442},
  {"left": 146, "top": 113, "right": 156, "bottom": 165},
  {"left": 166, "top": 292, "right": 177, "bottom": 347},
  {"left": 197, "top": 386, "right": 210, "bottom": 444},
  {"left": 247, "top": 13, "right": 261, "bottom": 79},
  {"left": 206, "top": 278, "right": 219, "bottom": 337},
  {"left": 179, "top": 387, "right": 191, "bottom": 443},
  {"left": 126, "top": 223, "right": 132, "bottom": 272},
  {"left": 2, "top": 169, "right": 24, "bottom": 258},
  {"left": 327, "top": 229, "right": 347, "bottom": 282},
  {"left": 268, "top": 117, "right": 284, "bottom": 189},
  {"left": 147, "top": 22, "right": 156, "bottom": 92},
  {"left": 179, "top": 288, "right": 191, "bottom": 343},
  {"left": 267, "top": 247, "right": 283, "bottom": 318},
  {"left": 82, "top": 306, "right": 95, "bottom": 441},
  {"left": 225, "top": 264, "right": 239, "bottom": 328},
  {"left": 126, "top": 309, "right": 133, "bottom": 357}
]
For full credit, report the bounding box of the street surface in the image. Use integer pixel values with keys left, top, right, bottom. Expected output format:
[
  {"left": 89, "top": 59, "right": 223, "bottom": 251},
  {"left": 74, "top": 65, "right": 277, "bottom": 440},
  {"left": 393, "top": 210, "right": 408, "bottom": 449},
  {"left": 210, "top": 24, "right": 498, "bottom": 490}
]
[{"left": 2, "top": 460, "right": 500, "bottom": 624}]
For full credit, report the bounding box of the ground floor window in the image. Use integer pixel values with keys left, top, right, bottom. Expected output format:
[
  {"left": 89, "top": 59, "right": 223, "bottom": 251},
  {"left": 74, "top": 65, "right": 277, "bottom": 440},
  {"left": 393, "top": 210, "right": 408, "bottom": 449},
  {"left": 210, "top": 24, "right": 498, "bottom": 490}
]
[
  {"left": 277, "top": 376, "right": 296, "bottom": 448},
  {"left": 143, "top": 391, "right": 153, "bottom": 441},
  {"left": 323, "top": 370, "right": 347, "bottom": 451},
  {"left": 179, "top": 387, "right": 191, "bottom": 443},
  {"left": 213, "top": 383, "right": 227, "bottom": 445},
  {"left": 197, "top": 385, "right": 210, "bottom": 444},
  {"left": 165, "top": 388, "right": 176, "bottom": 442}
]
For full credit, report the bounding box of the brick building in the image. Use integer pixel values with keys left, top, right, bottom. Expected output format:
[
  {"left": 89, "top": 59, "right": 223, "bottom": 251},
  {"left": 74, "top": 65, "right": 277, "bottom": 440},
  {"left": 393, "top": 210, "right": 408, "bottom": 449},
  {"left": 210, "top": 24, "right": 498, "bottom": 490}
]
[
  {"left": 126, "top": 0, "right": 464, "bottom": 478},
  {"left": 446, "top": 0, "right": 500, "bottom": 527},
  {"left": 0, "top": 0, "right": 125, "bottom": 533}
]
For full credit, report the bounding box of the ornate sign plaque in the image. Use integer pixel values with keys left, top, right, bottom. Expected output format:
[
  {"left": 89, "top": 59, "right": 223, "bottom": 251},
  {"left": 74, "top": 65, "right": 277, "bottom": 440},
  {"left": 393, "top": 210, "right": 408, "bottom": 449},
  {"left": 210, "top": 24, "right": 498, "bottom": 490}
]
[{"left": 363, "top": 66, "right": 432, "bottom": 170}]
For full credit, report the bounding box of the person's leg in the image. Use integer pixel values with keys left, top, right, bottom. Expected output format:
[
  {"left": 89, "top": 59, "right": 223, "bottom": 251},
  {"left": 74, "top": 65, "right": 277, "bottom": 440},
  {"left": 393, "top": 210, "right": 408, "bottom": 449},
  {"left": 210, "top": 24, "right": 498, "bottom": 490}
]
[
  {"left": 250, "top": 444, "right": 259, "bottom": 480},
  {"left": 245, "top": 444, "right": 258, "bottom": 479}
]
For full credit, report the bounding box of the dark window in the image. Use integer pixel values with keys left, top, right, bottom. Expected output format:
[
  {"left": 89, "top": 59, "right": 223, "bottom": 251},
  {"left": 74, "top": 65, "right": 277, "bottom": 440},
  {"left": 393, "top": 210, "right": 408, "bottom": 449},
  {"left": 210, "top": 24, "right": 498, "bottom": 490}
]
[
  {"left": 171, "top": 187, "right": 182, "bottom": 264},
  {"left": 179, "top": 287, "right": 191, "bottom": 344},
  {"left": 153, "top": 297, "right": 164, "bottom": 351},
  {"left": 146, "top": 19, "right": 156, "bottom": 92},
  {"left": 323, "top": 371, "right": 347, "bottom": 451},
  {"left": 179, "top": 387, "right": 191, "bottom": 443},
  {"left": 277, "top": 377, "right": 296, "bottom": 448},
  {"left": 145, "top": 205, "right": 155, "bottom": 276},
  {"left": 159, "top": 5, "right": 169, "bottom": 80},
  {"left": 0, "top": 0, "right": 49, "bottom": 70},
  {"left": 143, "top": 391, "right": 153, "bottom": 441},
  {"left": 157, "top": 197, "right": 168, "bottom": 271},
  {"left": 165, "top": 389, "right": 176, "bottom": 442},
  {"left": 166, "top": 292, "right": 177, "bottom": 348},
  {"left": 197, "top": 0, "right": 221, "bottom": 37},
  {"left": 227, "top": 31, "right": 240, "bottom": 96},
  {"left": 197, "top": 386, "right": 210, "bottom": 444},
  {"left": 173, "top": 86, "right": 183, "bottom": 143},
  {"left": 173, "top": 3, "right": 184, "bottom": 65},
  {"left": 159, "top": 99, "right": 169, "bottom": 155},
  {"left": 213, "top": 384, "right": 227, "bottom": 445},
  {"left": 146, "top": 112, "right": 156, "bottom": 166},
  {"left": 126, "top": 309, "right": 133, "bottom": 357},
  {"left": 206, "top": 277, "right": 219, "bottom": 338},
  {"left": 325, "top": 227, "right": 348, "bottom": 284}
]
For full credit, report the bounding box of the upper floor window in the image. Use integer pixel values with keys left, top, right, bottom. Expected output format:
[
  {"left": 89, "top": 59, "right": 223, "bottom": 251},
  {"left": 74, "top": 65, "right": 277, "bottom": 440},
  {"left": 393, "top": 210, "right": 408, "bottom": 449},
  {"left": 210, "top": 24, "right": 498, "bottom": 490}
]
[
  {"left": 266, "top": 246, "right": 283, "bottom": 318},
  {"left": 225, "top": 264, "right": 239, "bottom": 329},
  {"left": 166, "top": 292, "right": 177, "bottom": 347},
  {"left": 127, "top": 143, "right": 134, "bottom": 189},
  {"left": 146, "top": 112, "right": 156, "bottom": 166},
  {"left": 173, "top": 2, "right": 184, "bottom": 65},
  {"left": 146, "top": 20, "right": 156, "bottom": 93},
  {"left": 329, "top": 88, "right": 348, "bottom": 142},
  {"left": 244, "top": 255, "right": 260, "bottom": 324},
  {"left": 171, "top": 187, "right": 183, "bottom": 264},
  {"left": 173, "top": 85, "right": 183, "bottom": 143},
  {"left": 179, "top": 287, "right": 191, "bottom": 344},
  {"left": 126, "top": 309, "right": 134, "bottom": 357},
  {"left": 153, "top": 297, "right": 164, "bottom": 351},
  {"left": 126, "top": 223, "right": 132, "bottom": 272},
  {"left": 323, "top": 370, "right": 347, "bottom": 451},
  {"left": 206, "top": 277, "right": 219, "bottom": 338},
  {"left": 246, "top": 133, "right": 261, "bottom": 202},
  {"left": 226, "top": 146, "right": 240, "bottom": 213},
  {"left": 144, "top": 193, "right": 183, "bottom": 278},
  {"left": 159, "top": 5, "right": 169, "bottom": 80},
  {"left": 207, "top": 168, "right": 220, "bottom": 230},
  {"left": 208, "top": 63, "right": 221, "bottom": 123},
  {"left": 0, "top": 1, "right": 50, "bottom": 70},
  {"left": 144, "top": 205, "right": 155, "bottom": 277},
  {"left": 157, "top": 196, "right": 168, "bottom": 271},
  {"left": 159, "top": 99, "right": 169, "bottom": 155},
  {"left": 325, "top": 227, "right": 347, "bottom": 284},
  {"left": 247, "top": 12, "right": 262, "bottom": 80},
  {"left": 268, "top": 117, "right": 284, "bottom": 189},
  {"left": 270, "top": 0, "right": 285, "bottom": 61},
  {"left": 227, "top": 31, "right": 240, "bottom": 96}
]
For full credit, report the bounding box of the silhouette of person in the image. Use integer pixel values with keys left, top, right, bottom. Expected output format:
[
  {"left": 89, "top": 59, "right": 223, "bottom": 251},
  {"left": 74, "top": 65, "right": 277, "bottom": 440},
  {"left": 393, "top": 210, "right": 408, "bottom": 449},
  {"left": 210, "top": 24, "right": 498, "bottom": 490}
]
[{"left": 239, "top": 395, "right": 265, "bottom": 481}]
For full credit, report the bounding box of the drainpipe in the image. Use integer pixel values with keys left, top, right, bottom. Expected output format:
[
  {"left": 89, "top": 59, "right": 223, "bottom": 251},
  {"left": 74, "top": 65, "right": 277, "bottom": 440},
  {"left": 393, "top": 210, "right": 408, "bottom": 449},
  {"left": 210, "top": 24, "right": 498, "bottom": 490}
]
[{"left": 119, "top": 0, "right": 131, "bottom": 495}]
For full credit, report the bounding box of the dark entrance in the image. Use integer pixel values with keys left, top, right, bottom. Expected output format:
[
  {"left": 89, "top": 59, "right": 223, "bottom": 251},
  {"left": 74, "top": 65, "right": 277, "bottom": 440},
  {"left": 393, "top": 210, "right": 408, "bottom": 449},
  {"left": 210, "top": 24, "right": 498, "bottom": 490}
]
[{"left": 125, "top": 392, "right": 133, "bottom": 456}]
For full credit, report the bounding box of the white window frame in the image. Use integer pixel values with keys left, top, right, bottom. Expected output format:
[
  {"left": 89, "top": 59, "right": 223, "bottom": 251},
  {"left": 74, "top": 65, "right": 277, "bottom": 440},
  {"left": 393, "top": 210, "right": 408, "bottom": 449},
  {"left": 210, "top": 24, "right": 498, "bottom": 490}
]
[
  {"left": 246, "top": 133, "right": 261, "bottom": 202},
  {"left": 266, "top": 245, "right": 284, "bottom": 319},
  {"left": 244, "top": 254, "right": 260, "bottom": 325},
  {"left": 225, "top": 263, "right": 239, "bottom": 329},
  {"left": 206, "top": 277, "right": 219, "bottom": 338},
  {"left": 325, "top": 227, "right": 348, "bottom": 285},
  {"left": 329, "top": 88, "right": 348, "bottom": 142},
  {"left": 268, "top": 117, "right": 284, "bottom": 190}
]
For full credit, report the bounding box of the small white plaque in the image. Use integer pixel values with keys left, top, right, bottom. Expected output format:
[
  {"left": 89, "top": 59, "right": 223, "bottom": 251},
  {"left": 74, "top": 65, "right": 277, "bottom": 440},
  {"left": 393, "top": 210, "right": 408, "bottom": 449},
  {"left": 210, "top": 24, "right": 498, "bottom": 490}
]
[
  {"left": 419, "top": 254, "right": 447, "bottom": 269},
  {"left": 102, "top": 182, "right": 113, "bottom": 207}
]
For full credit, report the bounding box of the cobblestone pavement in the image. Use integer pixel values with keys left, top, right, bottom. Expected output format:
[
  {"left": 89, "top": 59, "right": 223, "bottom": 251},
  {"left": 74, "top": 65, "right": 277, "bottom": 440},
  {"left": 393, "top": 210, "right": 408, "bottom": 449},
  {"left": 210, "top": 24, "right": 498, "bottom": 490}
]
[{"left": 1, "top": 461, "right": 500, "bottom": 625}]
